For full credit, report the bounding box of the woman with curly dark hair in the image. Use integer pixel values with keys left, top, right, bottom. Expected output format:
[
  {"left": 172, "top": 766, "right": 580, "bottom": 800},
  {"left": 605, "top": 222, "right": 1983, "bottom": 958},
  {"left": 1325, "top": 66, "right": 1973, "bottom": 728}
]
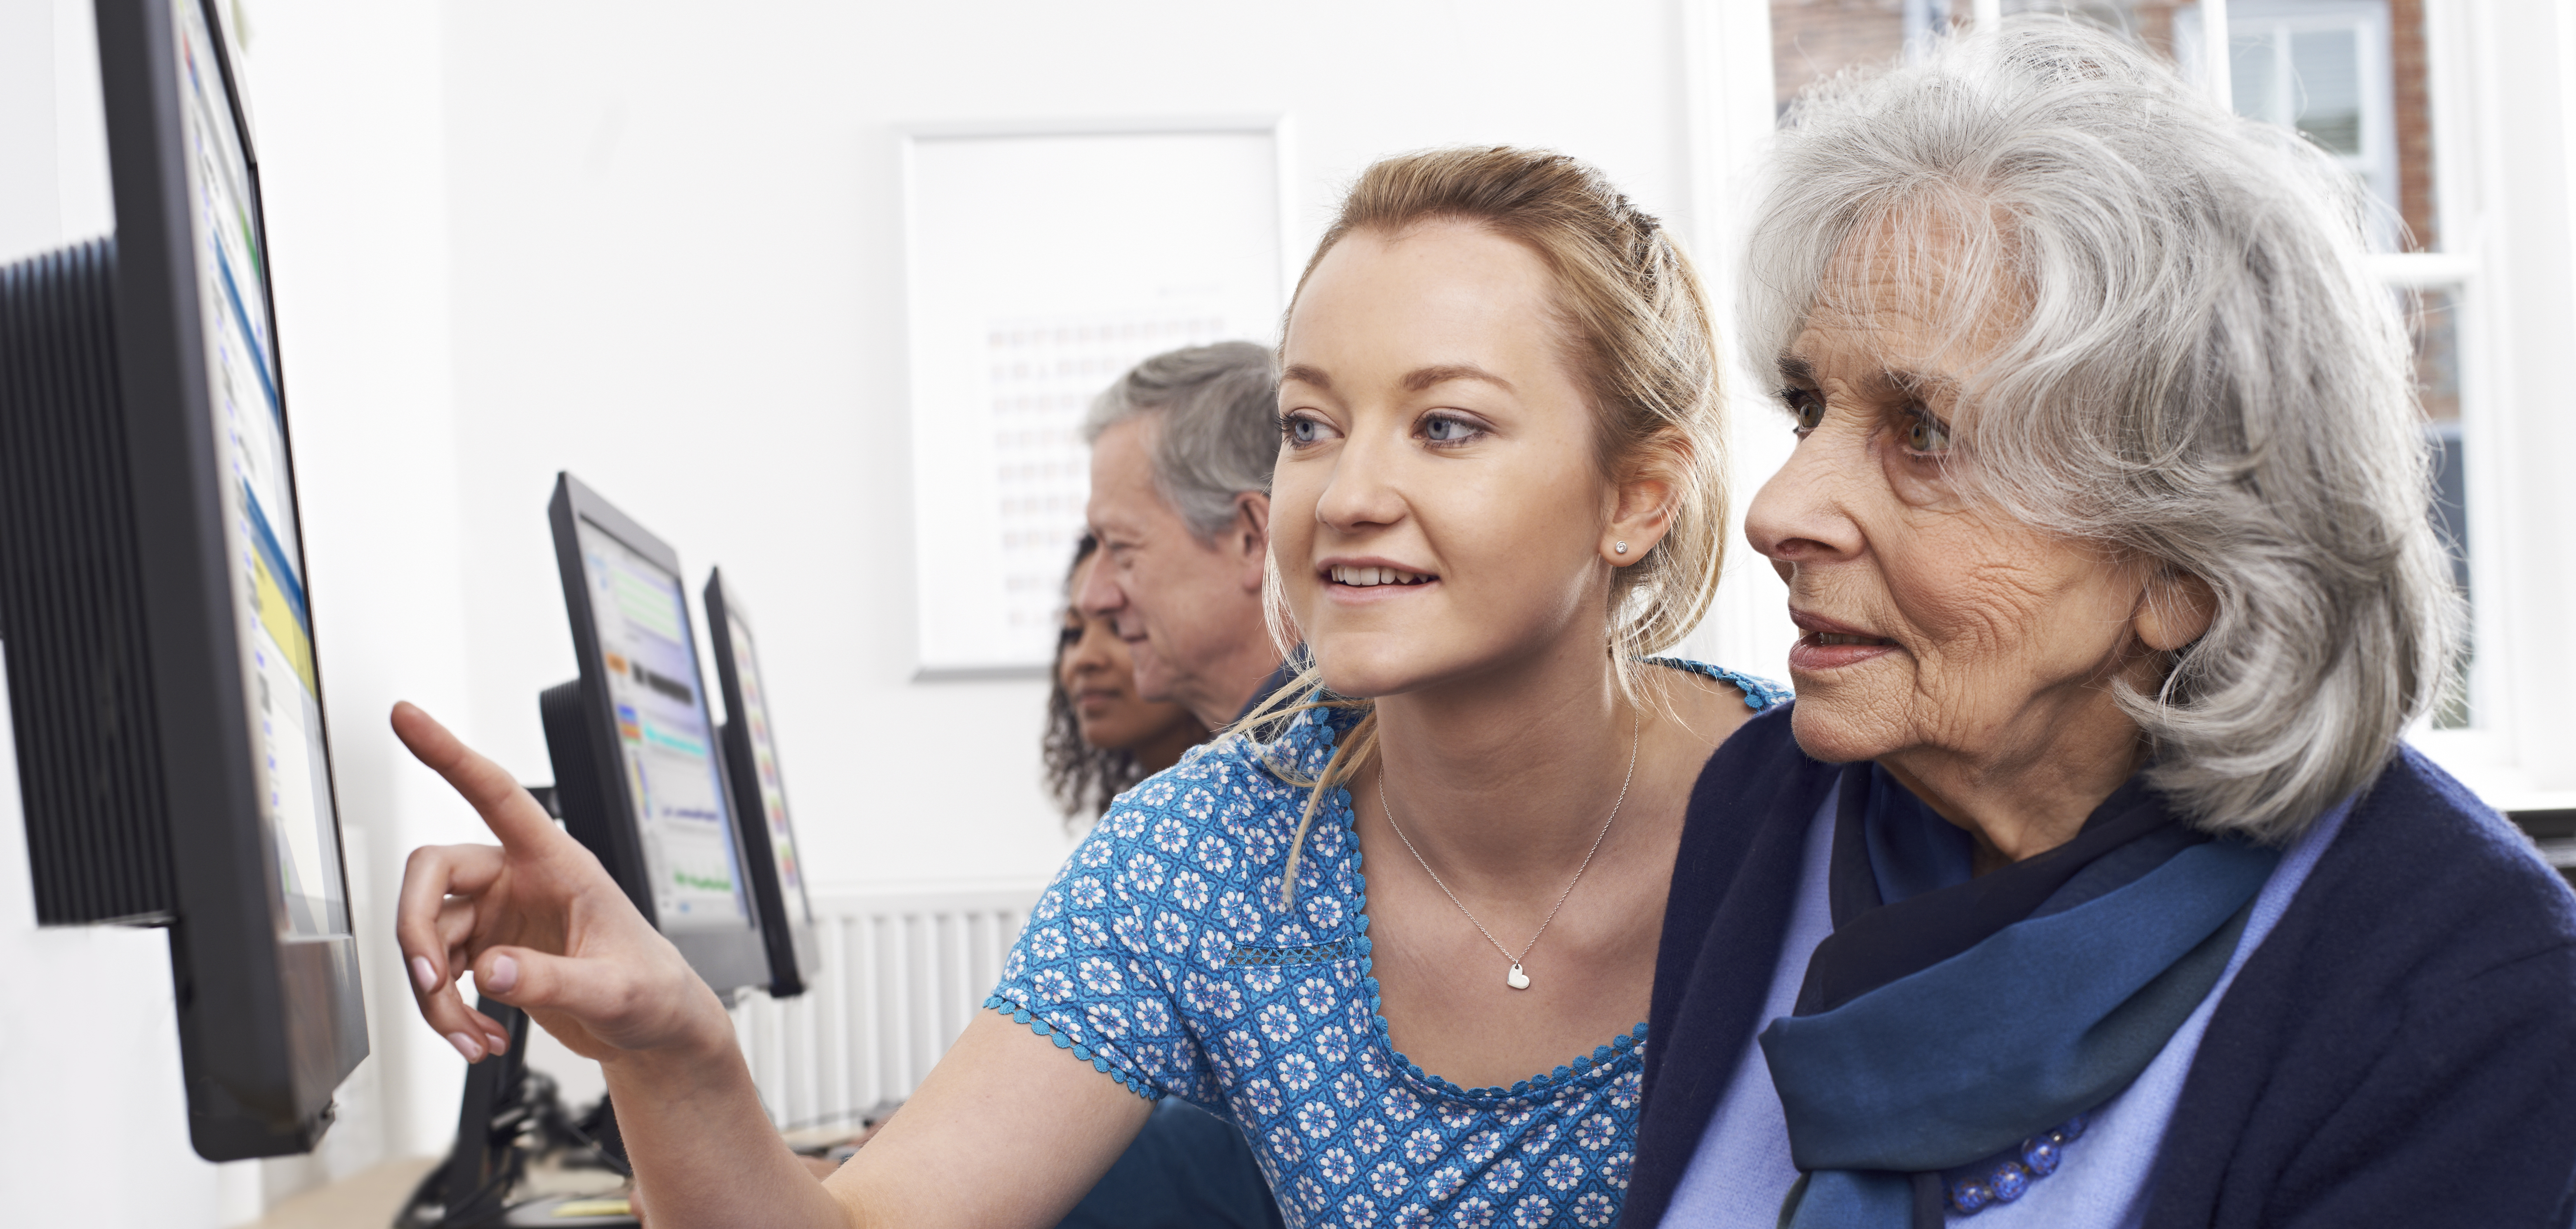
[{"left": 1043, "top": 534, "right": 1205, "bottom": 823}]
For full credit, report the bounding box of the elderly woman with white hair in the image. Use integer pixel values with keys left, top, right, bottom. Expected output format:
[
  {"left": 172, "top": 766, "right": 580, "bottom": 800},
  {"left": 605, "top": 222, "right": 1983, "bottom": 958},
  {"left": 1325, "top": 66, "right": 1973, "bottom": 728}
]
[{"left": 1627, "top": 21, "right": 2576, "bottom": 1229}]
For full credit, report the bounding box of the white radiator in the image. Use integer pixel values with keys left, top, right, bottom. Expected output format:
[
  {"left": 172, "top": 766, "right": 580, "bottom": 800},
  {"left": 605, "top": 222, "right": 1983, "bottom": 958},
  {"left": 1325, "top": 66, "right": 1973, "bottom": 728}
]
[{"left": 728, "top": 884, "right": 1041, "bottom": 1135}]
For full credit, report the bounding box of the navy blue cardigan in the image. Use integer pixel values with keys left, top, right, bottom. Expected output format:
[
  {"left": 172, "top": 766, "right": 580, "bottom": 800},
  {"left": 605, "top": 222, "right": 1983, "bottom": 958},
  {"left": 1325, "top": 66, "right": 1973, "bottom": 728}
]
[{"left": 1629, "top": 704, "right": 2576, "bottom": 1227}]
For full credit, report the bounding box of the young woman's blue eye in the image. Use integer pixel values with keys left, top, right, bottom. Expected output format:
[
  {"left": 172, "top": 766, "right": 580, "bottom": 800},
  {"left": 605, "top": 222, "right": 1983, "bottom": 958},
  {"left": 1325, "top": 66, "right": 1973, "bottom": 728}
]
[
  {"left": 1422, "top": 415, "right": 1476, "bottom": 443},
  {"left": 1283, "top": 414, "right": 1323, "bottom": 445}
]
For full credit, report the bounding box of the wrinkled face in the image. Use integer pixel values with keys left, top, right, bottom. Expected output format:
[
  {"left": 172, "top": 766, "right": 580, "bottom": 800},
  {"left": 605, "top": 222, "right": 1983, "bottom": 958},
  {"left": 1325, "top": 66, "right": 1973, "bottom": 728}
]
[
  {"left": 1744, "top": 226, "right": 2158, "bottom": 767},
  {"left": 1057, "top": 554, "right": 1197, "bottom": 752},
  {"left": 1272, "top": 220, "right": 1621, "bottom": 698},
  {"left": 1078, "top": 414, "right": 1257, "bottom": 705}
]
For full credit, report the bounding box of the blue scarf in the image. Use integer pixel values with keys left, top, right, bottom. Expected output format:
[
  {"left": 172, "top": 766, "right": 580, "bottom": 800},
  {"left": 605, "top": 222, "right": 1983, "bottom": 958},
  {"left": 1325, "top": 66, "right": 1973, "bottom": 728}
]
[{"left": 1760, "top": 765, "right": 2278, "bottom": 1228}]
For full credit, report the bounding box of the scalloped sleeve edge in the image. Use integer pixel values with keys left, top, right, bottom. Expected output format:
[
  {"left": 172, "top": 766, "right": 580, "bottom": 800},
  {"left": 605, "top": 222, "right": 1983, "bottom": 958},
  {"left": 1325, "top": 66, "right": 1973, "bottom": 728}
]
[{"left": 982, "top": 993, "right": 1164, "bottom": 1102}]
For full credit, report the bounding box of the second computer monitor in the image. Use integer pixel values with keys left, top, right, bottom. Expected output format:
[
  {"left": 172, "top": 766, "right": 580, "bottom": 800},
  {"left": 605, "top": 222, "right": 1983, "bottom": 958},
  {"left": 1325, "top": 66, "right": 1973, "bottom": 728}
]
[
  {"left": 542, "top": 472, "right": 768, "bottom": 997},
  {"left": 704, "top": 569, "right": 820, "bottom": 998}
]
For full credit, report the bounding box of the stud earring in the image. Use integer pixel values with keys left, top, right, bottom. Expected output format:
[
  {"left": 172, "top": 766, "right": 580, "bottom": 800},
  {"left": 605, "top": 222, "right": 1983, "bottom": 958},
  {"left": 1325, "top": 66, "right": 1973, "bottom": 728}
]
[{"left": 1614, "top": 540, "right": 1629, "bottom": 555}]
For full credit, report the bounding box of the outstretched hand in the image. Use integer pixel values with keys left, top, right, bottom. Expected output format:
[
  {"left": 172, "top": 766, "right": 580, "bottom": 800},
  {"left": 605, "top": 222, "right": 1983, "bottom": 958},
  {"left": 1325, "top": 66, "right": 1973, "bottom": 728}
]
[{"left": 391, "top": 701, "right": 729, "bottom": 1067}]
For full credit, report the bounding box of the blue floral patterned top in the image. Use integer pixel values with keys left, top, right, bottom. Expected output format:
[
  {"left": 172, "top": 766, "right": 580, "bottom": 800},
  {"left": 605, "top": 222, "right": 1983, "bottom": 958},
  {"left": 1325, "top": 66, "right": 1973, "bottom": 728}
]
[{"left": 986, "top": 660, "right": 1791, "bottom": 1229}]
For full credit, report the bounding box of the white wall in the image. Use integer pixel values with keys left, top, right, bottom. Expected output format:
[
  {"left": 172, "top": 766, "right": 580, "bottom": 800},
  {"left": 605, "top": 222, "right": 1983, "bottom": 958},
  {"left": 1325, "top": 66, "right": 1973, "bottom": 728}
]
[
  {"left": 234, "top": 0, "right": 490, "bottom": 1182},
  {"left": 0, "top": 694, "right": 258, "bottom": 1227}
]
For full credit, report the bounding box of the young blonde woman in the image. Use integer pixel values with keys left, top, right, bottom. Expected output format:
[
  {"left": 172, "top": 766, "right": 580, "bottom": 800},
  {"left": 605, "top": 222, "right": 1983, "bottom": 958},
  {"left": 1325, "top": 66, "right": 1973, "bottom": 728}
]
[{"left": 391, "top": 146, "right": 1785, "bottom": 1228}]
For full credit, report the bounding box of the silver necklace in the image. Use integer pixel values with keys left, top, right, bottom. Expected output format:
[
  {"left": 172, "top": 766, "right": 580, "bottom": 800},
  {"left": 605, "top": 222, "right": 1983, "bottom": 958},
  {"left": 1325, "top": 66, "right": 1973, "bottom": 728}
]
[{"left": 1375, "top": 710, "right": 1640, "bottom": 991}]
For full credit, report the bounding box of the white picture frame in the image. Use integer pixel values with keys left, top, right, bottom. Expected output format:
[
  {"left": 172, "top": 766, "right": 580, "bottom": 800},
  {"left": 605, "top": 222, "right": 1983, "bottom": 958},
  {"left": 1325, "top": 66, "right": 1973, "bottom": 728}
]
[{"left": 898, "top": 117, "right": 1291, "bottom": 678}]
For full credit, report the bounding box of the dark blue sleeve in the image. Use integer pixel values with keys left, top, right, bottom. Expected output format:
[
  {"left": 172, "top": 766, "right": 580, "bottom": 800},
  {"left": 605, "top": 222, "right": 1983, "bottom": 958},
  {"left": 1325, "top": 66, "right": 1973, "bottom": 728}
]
[
  {"left": 2238, "top": 941, "right": 2576, "bottom": 1227},
  {"left": 2146, "top": 749, "right": 2576, "bottom": 1229},
  {"left": 1057, "top": 1097, "right": 1285, "bottom": 1229}
]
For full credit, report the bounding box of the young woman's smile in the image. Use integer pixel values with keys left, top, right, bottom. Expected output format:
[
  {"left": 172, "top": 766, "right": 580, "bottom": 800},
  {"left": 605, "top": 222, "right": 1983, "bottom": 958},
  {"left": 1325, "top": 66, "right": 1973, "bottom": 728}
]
[{"left": 1318, "top": 554, "right": 1441, "bottom": 604}]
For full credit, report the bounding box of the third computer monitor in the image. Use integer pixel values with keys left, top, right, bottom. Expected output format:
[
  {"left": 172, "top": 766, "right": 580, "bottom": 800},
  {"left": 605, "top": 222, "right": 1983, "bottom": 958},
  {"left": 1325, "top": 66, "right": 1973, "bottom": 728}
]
[
  {"left": 704, "top": 569, "right": 820, "bottom": 998},
  {"left": 542, "top": 473, "right": 768, "bottom": 997}
]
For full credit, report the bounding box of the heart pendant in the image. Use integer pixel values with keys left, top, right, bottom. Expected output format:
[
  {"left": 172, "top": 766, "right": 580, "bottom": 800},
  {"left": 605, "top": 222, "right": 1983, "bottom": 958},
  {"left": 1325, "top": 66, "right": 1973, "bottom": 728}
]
[{"left": 1506, "top": 963, "right": 1530, "bottom": 990}]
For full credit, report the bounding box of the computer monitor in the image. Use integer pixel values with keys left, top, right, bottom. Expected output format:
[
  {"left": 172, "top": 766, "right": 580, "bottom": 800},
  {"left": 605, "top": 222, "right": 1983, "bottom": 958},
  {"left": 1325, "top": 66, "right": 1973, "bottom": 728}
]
[
  {"left": 703, "top": 569, "right": 821, "bottom": 998},
  {"left": 539, "top": 472, "right": 769, "bottom": 997},
  {"left": 0, "top": 0, "right": 365, "bottom": 1161}
]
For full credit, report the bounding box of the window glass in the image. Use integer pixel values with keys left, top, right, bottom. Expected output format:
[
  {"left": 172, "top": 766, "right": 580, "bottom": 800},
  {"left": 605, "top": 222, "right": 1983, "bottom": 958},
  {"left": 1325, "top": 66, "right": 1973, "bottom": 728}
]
[
  {"left": 1771, "top": 5, "right": 2434, "bottom": 244},
  {"left": 2408, "top": 287, "right": 2472, "bottom": 728},
  {"left": 2291, "top": 28, "right": 2365, "bottom": 153},
  {"left": 1771, "top": 0, "right": 1905, "bottom": 116},
  {"left": 1772, "top": 1, "right": 2190, "bottom": 118},
  {"left": 2231, "top": 30, "right": 2283, "bottom": 123},
  {"left": 2210, "top": 2, "right": 2431, "bottom": 252}
]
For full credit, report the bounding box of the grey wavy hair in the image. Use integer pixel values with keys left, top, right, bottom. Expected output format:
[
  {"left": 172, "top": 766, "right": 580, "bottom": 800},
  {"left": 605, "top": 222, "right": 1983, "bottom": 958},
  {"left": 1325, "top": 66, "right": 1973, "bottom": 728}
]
[
  {"left": 1082, "top": 341, "right": 1279, "bottom": 540},
  {"left": 1745, "top": 18, "right": 2462, "bottom": 843}
]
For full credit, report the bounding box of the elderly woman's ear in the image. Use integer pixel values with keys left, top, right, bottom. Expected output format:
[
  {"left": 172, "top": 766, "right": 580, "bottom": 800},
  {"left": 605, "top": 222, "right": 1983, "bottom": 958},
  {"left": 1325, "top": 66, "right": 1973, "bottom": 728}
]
[{"left": 2133, "top": 568, "right": 2217, "bottom": 653}]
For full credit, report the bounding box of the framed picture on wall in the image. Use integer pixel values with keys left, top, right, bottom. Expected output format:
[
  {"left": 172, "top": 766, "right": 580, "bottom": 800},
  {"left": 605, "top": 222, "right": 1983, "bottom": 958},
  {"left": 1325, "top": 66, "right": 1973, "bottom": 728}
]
[{"left": 899, "top": 117, "right": 1291, "bottom": 677}]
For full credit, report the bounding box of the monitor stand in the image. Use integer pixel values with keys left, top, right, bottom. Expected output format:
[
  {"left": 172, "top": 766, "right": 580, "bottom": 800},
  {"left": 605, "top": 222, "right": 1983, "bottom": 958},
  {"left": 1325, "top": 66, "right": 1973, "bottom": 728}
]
[
  {"left": 396, "top": 993, "right": 639, "bottom": 1228},
  {"left": 537, "top": 680, "right": 635, "bottom": 916}
]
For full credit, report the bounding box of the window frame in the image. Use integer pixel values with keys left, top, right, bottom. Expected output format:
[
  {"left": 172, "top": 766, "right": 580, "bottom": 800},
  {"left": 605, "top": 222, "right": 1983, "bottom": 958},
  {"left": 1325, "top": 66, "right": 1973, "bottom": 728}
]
[{"left": 2398, "top": 0, "right": 2576, "bottom": 811}]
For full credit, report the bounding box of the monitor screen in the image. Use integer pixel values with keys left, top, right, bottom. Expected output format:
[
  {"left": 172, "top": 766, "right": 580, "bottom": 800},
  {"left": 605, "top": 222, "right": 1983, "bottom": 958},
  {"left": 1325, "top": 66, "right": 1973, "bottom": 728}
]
[
  {"left": 720, "top": 608, "right": 813, "bottom": 927},
  {"left": 574, "top": 520, "right": 751, "bottom": 930},
  {"left": 177, "top": 0, "right": 344, "bottom": 938}
]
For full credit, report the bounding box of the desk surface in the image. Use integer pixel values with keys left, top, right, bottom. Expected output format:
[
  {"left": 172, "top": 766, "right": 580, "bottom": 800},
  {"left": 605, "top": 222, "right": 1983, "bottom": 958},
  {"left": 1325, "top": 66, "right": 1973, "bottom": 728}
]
[
  {"left": 242, "top": 1156, "right": 631, "bottom": 1229},
  {"left": 242, "top": 1158, "right": 439, "bottom": 1229}
]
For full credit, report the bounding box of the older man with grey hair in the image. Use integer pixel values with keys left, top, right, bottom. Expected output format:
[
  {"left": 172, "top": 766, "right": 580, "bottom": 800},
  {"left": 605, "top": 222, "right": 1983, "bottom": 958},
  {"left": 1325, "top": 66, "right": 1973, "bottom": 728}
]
[
  {"left": 1076, "top": 340, "right": 1283, "bottom": 730},
  {"left": 1057, "top": 340, "right": 1288, "bottom": 1229}
]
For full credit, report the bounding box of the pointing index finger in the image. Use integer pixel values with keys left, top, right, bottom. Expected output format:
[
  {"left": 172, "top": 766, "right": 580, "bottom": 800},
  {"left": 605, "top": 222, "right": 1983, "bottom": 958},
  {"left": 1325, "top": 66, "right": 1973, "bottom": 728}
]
[{"left": 391, "top": 701, "right": 567, "bottom": 854}]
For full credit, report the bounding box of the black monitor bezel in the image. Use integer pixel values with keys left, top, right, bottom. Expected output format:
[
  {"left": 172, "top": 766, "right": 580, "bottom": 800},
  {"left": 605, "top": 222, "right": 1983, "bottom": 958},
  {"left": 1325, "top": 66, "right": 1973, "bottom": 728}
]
[
  {"left": 545, "top": 472, "right": 770, "bottom": 995},
  {"left": 702, "top": 569, "right": 822, "bottom": 998},
  {"left": 94, "top": 0, "right": 365, "bottom": 1159}
]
